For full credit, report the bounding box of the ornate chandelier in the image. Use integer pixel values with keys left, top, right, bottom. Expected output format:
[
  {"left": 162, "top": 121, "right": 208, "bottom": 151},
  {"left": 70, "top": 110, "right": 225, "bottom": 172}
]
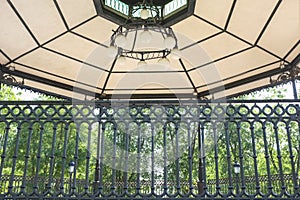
[{"left": 106, "top": 0, "right": 181, "bottom": 66}]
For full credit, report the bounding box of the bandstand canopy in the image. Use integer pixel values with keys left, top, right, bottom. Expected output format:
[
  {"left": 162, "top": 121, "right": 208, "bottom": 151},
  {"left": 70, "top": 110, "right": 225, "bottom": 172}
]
[{"left": 0, "top": 0, "right": 299, "bottom": 99}]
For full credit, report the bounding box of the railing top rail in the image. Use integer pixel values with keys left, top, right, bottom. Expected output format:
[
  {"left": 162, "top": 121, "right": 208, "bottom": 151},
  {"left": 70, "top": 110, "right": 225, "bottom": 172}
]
[{"left": 0, "top": 99, "right": 300, "bottom": 105}]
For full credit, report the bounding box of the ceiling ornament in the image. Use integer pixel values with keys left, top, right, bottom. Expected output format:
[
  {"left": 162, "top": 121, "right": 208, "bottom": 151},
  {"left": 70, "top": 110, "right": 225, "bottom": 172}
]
[{"left": 94, "top": 0, "right": 196, "bottom": 66}]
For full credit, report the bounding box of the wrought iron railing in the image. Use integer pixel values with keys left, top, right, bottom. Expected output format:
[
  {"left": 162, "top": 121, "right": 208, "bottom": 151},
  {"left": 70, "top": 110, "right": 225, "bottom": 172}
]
[
  {"left": 0, "top": 174, "right": 293, "bottom": 197},
  {"left": 206, "top": 173, "right": 296, "bottom": 196},
  {"left": 0, "top": 174, "right": 295, "bottom": 196},
  {"left": 0, "top": 100, "right": 299, "bottom": 199}
]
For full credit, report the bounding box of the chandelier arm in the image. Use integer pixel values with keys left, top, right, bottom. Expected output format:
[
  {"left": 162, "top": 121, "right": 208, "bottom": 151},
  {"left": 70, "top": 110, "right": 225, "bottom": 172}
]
[
  {"left": 110, "top": 29, "right": 117, "bottom": 46},
  {"left": 148, "top": 0, "right": 160, "bottom": 24},
  {"left": 130, "top": 27, "right": 138, "bottom": 51},
  {"left": 169, "top": 27, "right": 176, "bottom": 38},
  {"left": 158, "top": 26, "right": 167, "bottom": 39},
  {"left": 142, "top": 0, "right": 147, "bottom": 7},
  {"left": 167, "top": 27, "right": 173, "bottom": 36},
  {"left": 123, "top": 27, "right": 130, "bottom": 39},
  {"left": 169, "top": 27, "right": 178, "bottom": 47}
]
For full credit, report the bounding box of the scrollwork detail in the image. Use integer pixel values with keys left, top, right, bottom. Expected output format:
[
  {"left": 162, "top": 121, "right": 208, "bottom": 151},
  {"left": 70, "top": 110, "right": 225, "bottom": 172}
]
[
  {"left": 270, "top": 64, "right": 300, "bottom": 84},
  {"left": 0, "top": 65, "right": 24, "bottom": 86}
]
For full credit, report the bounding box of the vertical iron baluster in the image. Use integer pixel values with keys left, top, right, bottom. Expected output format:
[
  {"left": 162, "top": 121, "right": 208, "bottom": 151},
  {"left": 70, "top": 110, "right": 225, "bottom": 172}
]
[
  {"left": 73, "top": 122, "right": 80, "bottom": 195},
  {"left": 174, "top": 124, "right": 180, "bottom": 195},
  {"left": 296, "top": 118, "right": 300, "bottom": 194},
  {"left": 20, "top": 123, "right": 33, "bottom": 194},
  {"left": 163, "top": 124, "right": 167, "bottom": 196},
  {"left": 99, "top": 123, "right": 106, "bottom": 195},
  {"left": 94, "top": 118, "right": 101, "bottom": 195},
  {"left": 250, "top": 121, "right": 260, "bottom": 196},
  {"left": 213, "top": 122, "right": 220, "bottom": 196},
  {"left": 84, "top": 124, "right": 92, "bottom": 194},
  {"left": 117, "top": 122, "right": 124, "bottom": 196},
  {"left": 273, "top": 122, "right": 285, "bottom": 195},
  {"left": 197, "top": 122, "right": 202, "bottom": 195},
  {"left": 59, "top": 123, "right": 68, "bottom": 194},
  {"left": 224, "top": 121, "right": 233, "bottom": 195},
  {"left": 262, "top": 122, "right": 273, "bottom": 196},
  {"left": 136, "top": 124, "right": 141, "bottom": 195},
  {"left": 199, "top": 123, "right": 207, "bottom": 195},
  {"left": 8, "top": 122, "right": 22, "bottom": 194},
  {"left": 150, "top": 123, "right": 155, "bottom": 196},
  {"left": 48, "top": 122, "right": 58, "bottom": 194},
  {"left": 237, "top": 122, "right": 246, "bottom": 195},
  {"left": 33, "top": 122, "right": 45, "bottom": 194},
  {"left": 286, "top": 121, "right": 298, "bottom": 195},
  {"left": 124, "top": 123, "right": 129, "bottom": 195},
  {"left": 111, "top": 123, "right": 117, "bottom": 194},
  {"left": 187, "top": 124, "right": 193, "bottom": 195},
  {"left": 0, "top": 123, "right": 10, "bottom": 181}
]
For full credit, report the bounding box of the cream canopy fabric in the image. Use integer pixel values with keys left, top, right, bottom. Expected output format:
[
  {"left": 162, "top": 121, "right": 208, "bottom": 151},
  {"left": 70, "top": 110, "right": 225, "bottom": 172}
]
[{"left": 0, "top": 0, "right": 299, "bottom": 100}]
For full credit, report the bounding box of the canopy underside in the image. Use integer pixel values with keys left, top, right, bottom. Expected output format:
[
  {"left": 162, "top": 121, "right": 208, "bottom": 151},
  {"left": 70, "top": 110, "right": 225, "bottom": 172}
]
[{"left": 0, "top": 0, "right": 299, "bottom": 99}]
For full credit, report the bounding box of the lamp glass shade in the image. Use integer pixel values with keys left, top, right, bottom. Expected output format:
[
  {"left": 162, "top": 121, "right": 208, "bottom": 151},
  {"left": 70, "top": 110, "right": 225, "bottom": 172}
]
[
  {"left": 69, "top": 161, "right": 75, "bottom": 173},
  {"left": 233, "top": 162, "right": 240, "bottom": 174},
  {"left": 164, "top": 36, "right": 176, "bottom": 49},
  {"left": 69, "top": 166, "right": 74, "bottom": 173},
  {"left": 140, "top": 8, "right": 150, "bottom": 19},
  {"left": 117, "top": 55, "right": 126, "bottom": 65},
  {"left": 115, "top": 34, "right": 127, "bottom": 48},
  {"left": 107, "top": 46, "right": 118, "bottom": 58},
  {"left": 140, "top": 30, "right": 152, "bottom": 44},
  {"left": 171, "top": 47, "right": 181, "bottom": 59}
]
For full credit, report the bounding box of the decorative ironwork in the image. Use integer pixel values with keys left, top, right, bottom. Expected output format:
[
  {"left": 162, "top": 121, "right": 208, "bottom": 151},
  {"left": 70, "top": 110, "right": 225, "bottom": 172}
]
[
  {"left": 0, "top": 100, "right": 299, "bottom": 199},
  {"left": 0, "top": 65, "right": 23, "bottom": 87},
  {"left": 270, "top": 64, "right": 300, "bottom": 84},
  {"left": 109, "top": 24, "right": 176, "bottom": 63},
  {"left": 100, "top": 0, "right": 188, "bottom": 66},
  {"left": 0, "top": 174, "right": 295, "bottom": 196}
]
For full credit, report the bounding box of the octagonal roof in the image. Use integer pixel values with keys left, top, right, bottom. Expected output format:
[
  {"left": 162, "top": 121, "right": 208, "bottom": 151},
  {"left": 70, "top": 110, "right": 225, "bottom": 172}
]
[
  {"left": 0, "top": 0, "right": 299, "bottom": 100},
  {"left": 94, "top": 0, "right": 196, "bottom": 26}
]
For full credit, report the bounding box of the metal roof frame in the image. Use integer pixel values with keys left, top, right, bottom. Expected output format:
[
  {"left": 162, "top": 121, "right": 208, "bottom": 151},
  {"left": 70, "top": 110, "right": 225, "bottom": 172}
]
[{"left": 0, "top": 0, "right": 299, "bottom": 100}]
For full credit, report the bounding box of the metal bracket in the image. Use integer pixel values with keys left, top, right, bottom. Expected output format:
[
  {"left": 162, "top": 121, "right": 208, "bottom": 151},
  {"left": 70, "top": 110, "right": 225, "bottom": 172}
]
[
  {"left": 0, "top": 64, "right": 24, "bottom": 86},
  {"left": 270, "top": 63, "right": 300, "bottom": 84}
]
